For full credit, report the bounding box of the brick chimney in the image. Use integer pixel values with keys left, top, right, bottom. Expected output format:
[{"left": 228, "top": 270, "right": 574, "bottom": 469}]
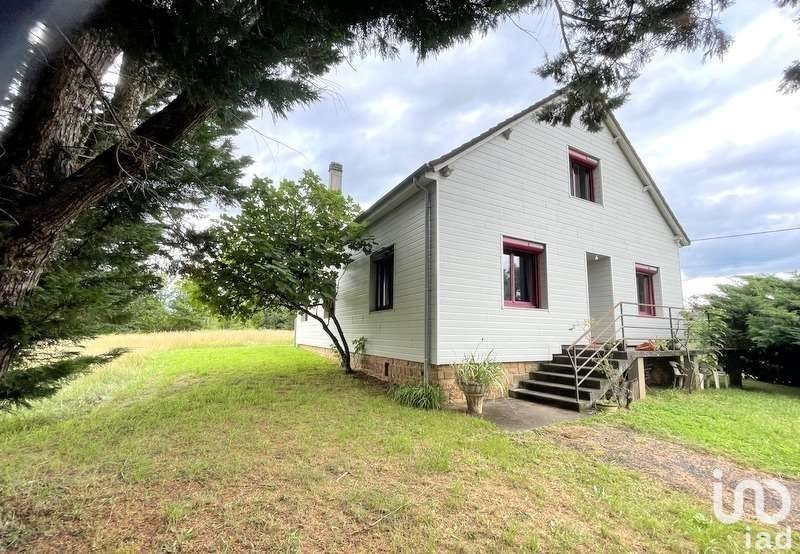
[{"left": 328, "top": 161, "right": 342, "bottom": 192}]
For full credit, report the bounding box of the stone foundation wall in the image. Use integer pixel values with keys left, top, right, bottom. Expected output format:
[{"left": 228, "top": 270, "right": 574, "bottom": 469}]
[
  {"left": 430, "top": 361, "right": 537, "bottom": 402},
  {"left": 300, "top": 346, "right": 423, "bottom": 384},
  {"left": 353, "top": 353, "right": 424, "bottom": 385},
  {"left": 299, "top": 345, "right": 538, "bottom": 402},
  {"left": 301, "top": 345, "right": 340, "bottom": 362}
]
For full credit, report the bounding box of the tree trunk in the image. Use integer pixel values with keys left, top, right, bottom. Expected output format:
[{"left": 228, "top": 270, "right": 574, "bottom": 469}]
[
  {"left": 298, "top": 306, "right": 352, "bottom": 373},
  {"left": 0, "top": 25, "right": 118, "bottom": 193},
  {"left": 0, "top": 347, "right": 18, "bottom": 377},
  {"left": 109, "top": 55, "right": 165, "bottom": 130},
  {"left": 0, "top": 18, "right": 218, "bottom": 374},
  {"left": 724, "top": 349, "right": 743, "bottom": 388},
  {"left": 329, "top": 312, "right": 352, "bottom": 373}
]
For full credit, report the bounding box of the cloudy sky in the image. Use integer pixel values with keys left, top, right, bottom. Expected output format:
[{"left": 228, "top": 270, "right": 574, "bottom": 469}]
[{"left": 234, "top": 2, "right": 800, "bottom": 299}]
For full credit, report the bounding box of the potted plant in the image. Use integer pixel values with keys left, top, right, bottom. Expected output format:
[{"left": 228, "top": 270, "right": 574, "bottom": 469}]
[
  {"left": 455, "top": 350, "right": 506, "bottom": 416},
  {"left": 665, "top": 337, "right": 681, "bottom": 351}
]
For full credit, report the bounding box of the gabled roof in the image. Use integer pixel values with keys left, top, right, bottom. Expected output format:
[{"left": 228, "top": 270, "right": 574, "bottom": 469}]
[{"left": 357, "top": 93, "right": 690, "bottom": 246}]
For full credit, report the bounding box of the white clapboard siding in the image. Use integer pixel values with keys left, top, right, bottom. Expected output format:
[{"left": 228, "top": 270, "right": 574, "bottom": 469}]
[
  {"left": 586, "top": 256, "right": 614, "bottom": 340},
  {"left": 435, "top": 117, "right": 684, "bottom": 363},
  {"left": 294, "top": 188, "right": 429, "bottom": 362}
]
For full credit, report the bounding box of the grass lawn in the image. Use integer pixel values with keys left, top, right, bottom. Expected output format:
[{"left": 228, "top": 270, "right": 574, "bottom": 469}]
[
  {"left": 0, "top": 331, "right": 763, "bottom": 551},
  {"left": 600, "top": 380, "right": 800, "bottom": 478}
]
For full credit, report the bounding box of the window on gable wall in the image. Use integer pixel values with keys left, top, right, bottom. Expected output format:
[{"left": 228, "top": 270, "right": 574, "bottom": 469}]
[
  {"left": 371, "top": 245, "right": 394, "bottom": 311},
  {"left": 569, "top": 148, "right": 600, "bottom": 203},
  {"left": 635, "top": 263, "right": 658, "bottom": 316},
  {"left": 502, "top": 237, "right": 547, "bottom": 308}
]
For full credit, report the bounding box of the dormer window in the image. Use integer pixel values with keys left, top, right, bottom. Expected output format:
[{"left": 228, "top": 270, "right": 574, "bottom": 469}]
[{"left": 569, "top": 148, "right": 600, "bottom": 203}]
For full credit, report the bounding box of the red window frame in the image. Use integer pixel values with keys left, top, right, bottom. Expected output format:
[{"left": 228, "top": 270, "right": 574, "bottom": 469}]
[
  {"left": 635, "top": 263, "right": 658, "bottom": 316},
  {"left": 569, "top": 149, "right": 598, "bottom": 203},
  {"left": 502, "top": 237, "right": 545, "bottom": 309}
]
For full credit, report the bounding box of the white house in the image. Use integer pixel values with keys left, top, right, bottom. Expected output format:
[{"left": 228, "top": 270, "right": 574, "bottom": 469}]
[{"left": 295, "top": 93, "right": 690, "bottom": 410}]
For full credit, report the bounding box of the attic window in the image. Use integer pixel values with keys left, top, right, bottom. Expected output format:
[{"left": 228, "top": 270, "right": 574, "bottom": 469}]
[{"left": 569, "top": 149, "right": 600, "bottom": 203}]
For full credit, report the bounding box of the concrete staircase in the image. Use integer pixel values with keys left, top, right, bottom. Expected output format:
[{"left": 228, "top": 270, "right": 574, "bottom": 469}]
[{"left": 509, "top": 346, "right": 626, "bottom": 411}]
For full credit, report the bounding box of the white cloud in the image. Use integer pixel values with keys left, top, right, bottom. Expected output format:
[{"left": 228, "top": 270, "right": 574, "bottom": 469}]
[
  {"left": 684, "top": 271, "right": 797, "bottom": 302},
  {"left": 643, "top": 80, "right": 800, "bottom": 172},
  {"left": 682, "top": 275, "right": 738, "bottom": 300},
  {"left": 638, "top": 8, "right": 800, "bottom": 95},
  {"left": 230, "top": 4, "right": 800, "bottom": 281},
  {"left": 766, "top": 212, "right": 800, "bottom": 225},
  {"left": 701, "top": 186, "right": 761, "bottom": 205},
  {"left": 363, "top": 95, "right": 411, "bottom": 139},
  {"left": 455, "top": 108, "right": 485, "bottom": 126}
]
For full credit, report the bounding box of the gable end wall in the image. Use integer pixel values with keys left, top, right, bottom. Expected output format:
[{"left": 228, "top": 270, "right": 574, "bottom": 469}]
[{"left": 435, "top": 117, "right": 684, "bottom": 364}]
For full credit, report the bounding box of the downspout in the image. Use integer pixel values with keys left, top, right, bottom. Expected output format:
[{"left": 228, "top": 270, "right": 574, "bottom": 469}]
[{"left": 415, "top": 179, "right": 433, "bottom": 383}]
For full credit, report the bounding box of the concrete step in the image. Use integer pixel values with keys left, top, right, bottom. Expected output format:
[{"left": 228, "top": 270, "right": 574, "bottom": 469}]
[
  {"left": 509, "top": 388, "right": 587, "bottom": 411},
  {"left": 537, "top": 362, "right": 602, "bottom": 377},
  {"left": 517, "top": 379, "right": 601, "bottom": 401},
  {"left": 556, "top": 350, "right": 628, "bottom": 361},
  {"left": 532, "top": 370, "right": 605, "bottom": 389},
  {"left": 552, "top": 353, "right": 626, "bottom": 365}
]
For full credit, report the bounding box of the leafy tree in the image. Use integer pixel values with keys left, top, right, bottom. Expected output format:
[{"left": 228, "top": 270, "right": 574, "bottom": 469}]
[
  {"left": 120, "top": 280, "right": 214, "bottom": 332},
  {"left": 537, "top": 0, "right": 800, "bottom": 130},
  {"left": 118, "top": 278, "right": 293, "bottom": 332},
  {"left": 257, "top": 307, "right": 295, "bottom": 331},
  {"left": 693, "top": 274, "right": 800, "bottom": 386},
  {"left": 0, "top": 0, "right": 531, "bottom": 375},
  {"left": 188, "top": 171, "right": 373, "bottom": 372}
]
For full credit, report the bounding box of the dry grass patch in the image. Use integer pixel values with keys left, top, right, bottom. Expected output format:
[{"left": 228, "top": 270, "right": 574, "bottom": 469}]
[{"left": 81, "top": 328, "right": 293, "bottom": 355}]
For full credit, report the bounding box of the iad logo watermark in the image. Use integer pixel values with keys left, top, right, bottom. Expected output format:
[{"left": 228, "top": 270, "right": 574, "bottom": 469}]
[{"left": 712, "top": 468, "right": 793, "bottom": 550}]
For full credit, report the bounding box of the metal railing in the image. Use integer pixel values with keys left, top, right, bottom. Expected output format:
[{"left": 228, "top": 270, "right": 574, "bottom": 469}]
[{"left": 566, "top": 302, "right": 689, "bottom": 405}]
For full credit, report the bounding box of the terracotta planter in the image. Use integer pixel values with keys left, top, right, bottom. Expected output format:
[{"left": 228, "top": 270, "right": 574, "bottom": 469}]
[{"left": 458, "top": 382, "right": 489, "bottom": 415}]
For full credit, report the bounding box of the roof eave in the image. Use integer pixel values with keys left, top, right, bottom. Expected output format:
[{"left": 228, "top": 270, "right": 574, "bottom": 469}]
[
  {"left": 356, "top": 91, "right": 563, "bottom": 224},
  {"left": 356, "top": 163, "right": 432, "bottom": 223},
  {"left": 355, "top": 94, "right": 690, "bottom": 248}
]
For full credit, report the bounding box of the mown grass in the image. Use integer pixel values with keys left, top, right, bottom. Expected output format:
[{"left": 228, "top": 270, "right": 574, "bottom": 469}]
[
  {"left": 0, "top": 331, "right": 764, "bottom": 551},
  {"left": 599, "top": 380, "right": 800, "bottom": 478}
]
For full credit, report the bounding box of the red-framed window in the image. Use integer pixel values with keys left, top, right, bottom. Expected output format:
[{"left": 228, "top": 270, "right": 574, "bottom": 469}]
[
  {"left": 569, "top": 149, "right": 599, "bottom": 203},
  {"left": 635, "top": 263, "right": 658, "bottom": 316},
  {"left": 502, "top": 237, "right": 545, "bottom": 308}
]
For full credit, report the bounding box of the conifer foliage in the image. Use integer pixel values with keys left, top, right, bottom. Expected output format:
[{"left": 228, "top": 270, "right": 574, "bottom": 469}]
[
  {"left": 536, "top": 1, "right": 800, "bottom": 130},
  {"left": 696, "top": 274, "right": 800, "bottom": 386}
]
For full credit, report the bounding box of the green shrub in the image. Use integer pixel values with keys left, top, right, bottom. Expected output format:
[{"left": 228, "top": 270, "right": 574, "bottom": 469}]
[{"left": 388, "top": 383, "right": 445, "bottom": 410}]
